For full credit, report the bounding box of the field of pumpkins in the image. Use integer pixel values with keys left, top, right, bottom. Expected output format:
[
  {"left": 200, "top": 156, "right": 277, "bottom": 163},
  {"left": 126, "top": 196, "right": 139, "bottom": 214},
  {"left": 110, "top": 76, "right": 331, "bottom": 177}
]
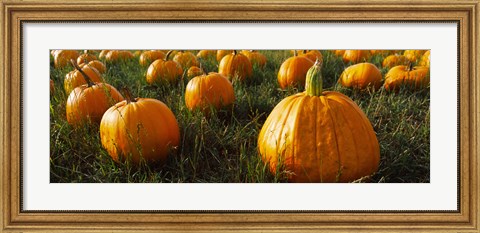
[{"left": 50, "top": 49, "right": 430, "bottom": 183}]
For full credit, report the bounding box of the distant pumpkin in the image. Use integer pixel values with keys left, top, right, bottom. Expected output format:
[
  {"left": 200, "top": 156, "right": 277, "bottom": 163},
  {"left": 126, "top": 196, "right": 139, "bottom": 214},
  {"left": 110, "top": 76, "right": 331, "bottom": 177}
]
[
  {"left": 277, "top": 51, "right": 314, "bottom": 89},
  {"left": 105, "top": 50, "right": 134, "bottom": 62},
  {"left": 139, "top": 50, "right": 166, "bottom": 67},
  {"left": 197, "top": 50, "right": 217, "bottom": 61},
  {"left": 382, "top": 55, "right": 408, "bottom": 69},
  {"left": 218, "top": 50, "right": 253, "bottom": 82},
  {"left": 187, "top": 66, "right": 204, "bottom": 79},
  {"left": 342, "top": 50, "right": 371, "bottom": 63},
  {"left": 54, "top": 50, "right": 80, "bottom": 69},
  {"left": 338, "top": 62, "right": 382, "bottom": 90},
  {"left": 241, "top": 50, "right": 267, "bottom": 69},
  {"left": 64, "top": 64, "right": 103, "bottom": 94},
  {"left": 173, "top": 51, "right": 199, "bottom": 69},
  {"left": 216, "top": 50, "right": 234, "bottom": 62},
  {"left": 77, "top": 50, "right": 97, "bottom": 66},
  {"left": 384, "top": 64, "right": 430, "bottom": 91},
  {"left": 146, "top": 51, "right": 183, "bottom": 84}
]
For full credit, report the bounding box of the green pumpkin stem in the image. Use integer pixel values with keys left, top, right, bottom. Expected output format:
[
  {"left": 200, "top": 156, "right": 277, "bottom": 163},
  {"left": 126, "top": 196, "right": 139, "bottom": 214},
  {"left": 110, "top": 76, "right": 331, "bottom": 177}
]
[
  {"left": 70, "top": 59, "right": 95, "bottom": 87},
  {"left": 305, "top": 59, "right": 324, "bottom": 96},
  {"left": 122, "top": 87, "right": 136, "bottom": 104}
]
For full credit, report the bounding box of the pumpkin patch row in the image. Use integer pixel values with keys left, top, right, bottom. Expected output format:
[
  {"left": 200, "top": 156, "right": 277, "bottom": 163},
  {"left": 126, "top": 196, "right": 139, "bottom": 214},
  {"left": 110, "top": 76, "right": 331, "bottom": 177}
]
[{"left": 50, "top": 49, "right": 430, "bottom": 183}]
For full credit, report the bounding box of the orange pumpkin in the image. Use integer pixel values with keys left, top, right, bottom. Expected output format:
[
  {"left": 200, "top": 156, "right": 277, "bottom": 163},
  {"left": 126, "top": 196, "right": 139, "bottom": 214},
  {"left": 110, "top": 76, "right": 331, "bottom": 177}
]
[
  {"left": 64, "top": 64, "right": 103, "bottom": 94},
  {"left": 185, "top": 72, "right": 235, "bottom": 115},
  {"left": 197, "top": 50, "right": 216, "bottom": 61},
  {"left": 218, "top": 50, "right": 253, "bottom": 82},
  {"left": 241, "top": 50, "right": 267, "bottom": 69},
  {"left": 146, "top": 51, "right": 183, "bottom": 84},
  {"left": 299, "top": 50, "right": 323, "bottom": 63},
  {"left": 418, "top": 50, "right": 430, "bottom": 67},
  {"left": 258, "top": 60, "right": 380, "bottom": 182},
  {"left": 338, "top": 62, "right": 382, "bottom": 90},
  {"left": 187, "top": 66, "right": 204, "bottom": 79},
  {"left": 342, "top": 50, "right": 371, "bottom": 63},
  {"left": 100, "top": 89, "right": 180, "bottom": 164},
  {"left": 403, "top": 50, "right": 427, "bottom": 63},
  {"left": 139, "top": 50, "right": 166, "bottom": 67},
  {"left": 77, "top": 50, "right": 97, "bottom": 66},
  {"left": 86, "top": 60, "right": 107, "bottom": 74},
  {"left": 384, "top": 65, "right": 430, "bottom": 91},
  {"left": 334, "top": 50, "right": 346, "bottom": 57},
  {"left": 105, "top": 50, "right": 134, "bottom": 62},
  {"left": 54, "top": 50, "right": 80, "bottom": 69},
  {"left": 173, "top": 51, "right": 199, "bottom": 69},
  {"left": 216, "top": 50, "right": 234, "bottom": 62},
  {"left": 277, "top": 51, "right": 314, "bottom": 89},
  {"left": 98, "top": 50, "right": 111, "bottom": 60},
  {"left": 65, "top": 60, "right": 124, "bottom": 126},
  {"left": 382, "top": 55, "right": 408, "bottom": 69}
]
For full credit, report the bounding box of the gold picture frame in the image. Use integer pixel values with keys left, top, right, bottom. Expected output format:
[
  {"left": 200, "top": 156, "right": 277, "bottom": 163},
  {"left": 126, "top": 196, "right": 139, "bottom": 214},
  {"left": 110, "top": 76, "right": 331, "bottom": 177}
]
[{"left": 1, "top": 0, "right": 478, "bottom": 232}]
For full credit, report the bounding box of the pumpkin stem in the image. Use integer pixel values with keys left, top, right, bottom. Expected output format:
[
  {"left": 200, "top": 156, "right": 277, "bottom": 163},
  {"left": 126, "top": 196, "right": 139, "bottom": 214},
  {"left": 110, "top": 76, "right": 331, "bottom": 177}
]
[
  {"left": 165, "top": 50, "right": 173, "bottom": 60},
  {"left": 408, "top": 62, "right": 413, "bottom": 71},
  {"left": 233, "top": 50, "right": 237, "bottom": 55},
  {"left": 303, "top": 50, "right": 307, "bottom": 54},
  {"left": 305, "top": 59, "right": 324, "bottom": 96},
  {"left": 70, "top": 59, "right": 95, "bottom": 87},
  {"left": 293, "top": 50, "right": 297, "bottom": 57},
  {"left": 122, "top": 87, "right": 136, "bottom": 104}
]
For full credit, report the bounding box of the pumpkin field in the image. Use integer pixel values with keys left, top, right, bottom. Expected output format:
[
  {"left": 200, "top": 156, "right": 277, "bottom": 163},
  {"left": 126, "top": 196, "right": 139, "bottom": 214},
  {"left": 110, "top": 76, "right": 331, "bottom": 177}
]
[{"left": 49, "top": 49, "right": 430, "bottom": 183}]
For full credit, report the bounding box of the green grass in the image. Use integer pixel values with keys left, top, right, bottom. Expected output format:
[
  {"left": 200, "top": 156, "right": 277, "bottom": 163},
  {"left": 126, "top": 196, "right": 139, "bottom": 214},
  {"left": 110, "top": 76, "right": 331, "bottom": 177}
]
[{"left": 50, "top": 50, "right": 430, "bottom": 183}]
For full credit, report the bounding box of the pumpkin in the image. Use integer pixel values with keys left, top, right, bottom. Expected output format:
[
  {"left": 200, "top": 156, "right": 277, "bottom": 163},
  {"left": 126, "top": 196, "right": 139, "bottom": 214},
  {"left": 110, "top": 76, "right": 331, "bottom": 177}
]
[
  {"left": 299, "top": 50, "right": 323, "bottom": 63},
  {"left": 338, "top": 62, "right": 382, "bottom": 90},
  {"left": 277, "top": 51, "right": 314, "bottom": 89},
  {"left": 65, "top": 60, "right": 124, "bottom": 126},
  {"left": 197, "top": 50, "right": 217, "bottom": 60},
  {"left": 173, "top": 51, "right": 199, "bottom": 69},
  {"left": 54, "top": 50, "right": 80, "bottom": 69},
  {"left": 146, "top": 51, "right": 183, "bottom": 84},
  {"left": 216, "top": 50, "right": 234, "bottom": 62},
  {"left": 77, "top": 50, "right": 97, "bottom": 66},
  {"left": 418, "top": 50, "right": 430, "bottom": 67},
  {"left": 100, "top": 88, "right": 180, "bottom": 164},
  {"left": 185, "top": 72, "right": 235, "bottom": 115},
  {"left": 384, "top": 64, "right": 430, "bottom": 91},
  {"left": 187, "top": 66, "right": 204, "bottom": 79},
  {"left": 403, "top": 50, "right": 427, "bottom": 63},
  {"left": 133, "top": 50, "right": 142, "bottom": 57},
  {"left": 382, "top": 55, "right": 408, "bottom": 69},
  {"left": 342, "top": 50, "right": 371, "bottom": 63},
  {"left": 218, "top": 50, "right": 253, "bottom": 82},
  {"left": 105, "top": 50, "right": 134, "bottom": 62},
  {"left": 258, "top": 60, "right": 380, "bottom": 182},
  {"left": 241, "top": 50, "right": 267, "bottom": 68},
  {"left": 87, "top": 60, "right": 107, "bottom": 74},
  {"left": 64, "top": 63, "right": 103, "bottom": 94},
  {"left": 334, "top": 50, "right": 346, "bottom": 57},
  {"left": 139, "top": 50, "right": 166, "bottom": 67},
  {"left": 98, "top": 50, "right": 111, "bottom": 60}
]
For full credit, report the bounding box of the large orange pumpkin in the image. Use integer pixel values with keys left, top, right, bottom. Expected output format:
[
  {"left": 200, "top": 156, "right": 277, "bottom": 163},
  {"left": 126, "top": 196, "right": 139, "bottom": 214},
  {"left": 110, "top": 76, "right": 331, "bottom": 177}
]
[
  {"left": 100, "top": 89, "right": 180, "bottom": 164},
  {"left": 54, "top": 50, "right": 80, "bottom": 69},
  {"left": 218, "top": 50, "right": 253, "bottom": 82},
  {"left": 384, "top": 65, "right": 430, "bottom": 91},
  {"left": 185, "top": 72, "right": 235, "bottom": 115},
  {"left": 338, "top": 62, "right": 382, "bottom": 90},
  {"left": 277, "top": 51, "right": 314, "bottom": 89},
  {"left": 146, "top": 51, "right": 183, "bottom": 84},
  {"left": 173, "top": 51, "right": 199, "bottom": 69},
  {"left": 258, "top": 60, "right": 380, "bottom": 182},
  {"left": 382, "top": 55, "right": 408, "bottom": 69},
  {"left": 342, "top": 50, "right": 371, "bottom": 63},
  {"left": 139, "top": 50, "right": 165, "bottom": 67},
  {"left": 64, "top": 63, "right": 103, "bottom": 94},
  {"left": 65, "top": 60, "right": 124, "bottom": 126}
]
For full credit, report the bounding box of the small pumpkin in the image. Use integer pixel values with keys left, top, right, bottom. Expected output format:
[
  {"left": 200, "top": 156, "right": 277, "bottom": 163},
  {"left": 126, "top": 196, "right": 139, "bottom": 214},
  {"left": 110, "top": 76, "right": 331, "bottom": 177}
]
[
  {"left": 173, "top": 51, "right": 200, "bottom": 69},
  {"left": 54, "top": 50, "right": 80, "bottom": 69},
  {"left": 338, "top": 62, "right": 382, "bottom": 90},
  {"left": 382, "top": 55, "right": 408, "bottom": 69},
  {"left": 218, "top": 50, "right": 253, "bottom": 82},
  {"left": 65, "top": 60, "right": 124, "bottom": 126},
  {"left": 418, "top": 50, "right": 430, "bottom": 67},
  {"left": 258, "top": 60, "right": 380, "bottom": 182},
  {"left": 277, "top": 50, "right": 314, "bottom": 89},
  {"left": 77, "top": 50, "right": 98, "bottom": 66},
  {"left": 98, "top": 50, "right": 111, "bottom": 60},
  {"left": 403, "top": 50, "right": 427, "bottom": 63},
  {"left": 299, "top": 50, "right": 323, "bottom": 63},
  {"left": 139, "top": 50, "right": 166, "bottom": 67},
  {"left": 384, "top": 64, "right": 430, "bottom": 91},
  {"left": 241, "top": 50, "right": 267, "bottom": 68},
  {"left": 87, "top": 60, "right": 107, "bottom": 74},
  {"left": 100, "top": 88, "right": 180, "bottom": 164},
  {"left": 187, "top": 66, "right": 204, "bottom": 79},
  {"left": 64, "top": 63, "right": 103, "bottom": 94},
  {"left": 105, "top": 50, "right": 134, "bottom": 62},
  {"left": 185, "top": 72, "right": 235, "bottom": 115},
  {"left": 216, "top": 50, "right": 234, "bottom": 62},
  {"left": 334, "top": 50, "right": 346, "bottom": 57},
  {"left": 342, "top": 50, "right": 371, "bottom": 63},
  {"left": 146, "top": 51, "right": 183, "bottom": 84},
  {"left": 197, "top": 50, "right": 216, "bottom": 61}
]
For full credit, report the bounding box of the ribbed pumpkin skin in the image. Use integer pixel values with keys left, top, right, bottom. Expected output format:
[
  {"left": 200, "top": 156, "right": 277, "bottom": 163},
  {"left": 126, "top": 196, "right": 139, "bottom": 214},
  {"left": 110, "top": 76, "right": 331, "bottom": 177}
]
[
  {"left": 146, "top": 59, "right": 183, "bottom": 84},
  {"left": 87, "top": 60, "right": 107, "bottom": 74},
  {"left": 100, "top": 98, "right": 180, "bottom": 164},
  {"left": 257, "top": 91, "right": 380, "bottom": 182},
  {"left": 185, "top": 72, "right": 235, "bottom": 114},
  {"left": 66, "top": 83, "right": 124, "bottom": 126},
  {"left": 54, "top": 50, "right": 80, "bottom": 69},
  {"left": 218, "top": 53, "right": 253, "bottom": 82},
  {"left": 173, "top": 51, "right": 199, "bottom": 69},
  {"left": 277, "top": 56, "right": 314, "bottom": 89},
  {"left": 342, "top": 50, "right": 371, "bottom": 63},
  {"left": 338, "top": 63, "right": 382, "bottom": 90},
  {"left": 384, "top": 65, "right": 430, "bottom": 91},
  {"left": 139, "top": 50, "right": 165, "bottom": 67},
  {"left": 64, "top": 66, "right": 103, "bottom": 94},
  {"left": 77, "top": 53, "right": 98, "bottom": 66},
  {"left": 382, "top": 55, "right": 407, "bottom": 68},
  {"left": 187, "top": 66, "right": 204, "bottom": 79}
]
